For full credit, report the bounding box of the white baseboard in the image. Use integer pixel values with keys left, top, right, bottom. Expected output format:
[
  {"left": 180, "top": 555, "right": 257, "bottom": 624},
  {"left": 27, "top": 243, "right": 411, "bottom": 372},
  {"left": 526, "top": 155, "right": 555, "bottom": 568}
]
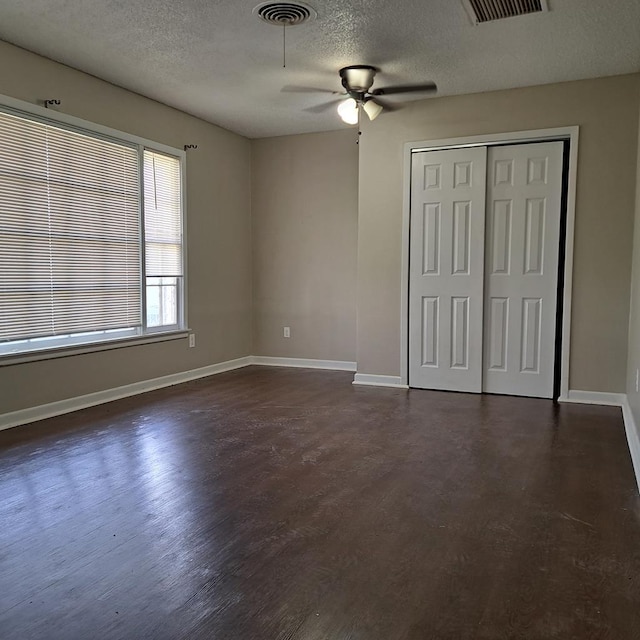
[
  {"left": 559, "top": 390, "right": 626, "bottom": 406},
  {"left": 352, "top": 373, "right": 409, "bottom": 389},
  {"left": 621, "top": 397, "right": 640, "bottom": 495},
  {"left": 0, "top": 356, "right": 253, "bottom": 432},
  {"left": 252, "top": 356, "right": 356, "bottom": 371}
]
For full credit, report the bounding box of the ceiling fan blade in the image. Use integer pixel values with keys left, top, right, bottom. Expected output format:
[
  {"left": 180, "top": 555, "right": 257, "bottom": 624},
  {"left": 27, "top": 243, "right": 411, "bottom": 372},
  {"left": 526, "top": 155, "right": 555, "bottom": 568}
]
[
  {"left": 281, "top": 85, "right": 341, "bottom": 95},
  {"left": 371, "top": 81, "right": 437, "bottom": 96},
  {"left": 365, "top": 96, "right": 400, "bottom": 115},
  {"left": 303, "top": 98, "right": 343, "bottom": 114}
]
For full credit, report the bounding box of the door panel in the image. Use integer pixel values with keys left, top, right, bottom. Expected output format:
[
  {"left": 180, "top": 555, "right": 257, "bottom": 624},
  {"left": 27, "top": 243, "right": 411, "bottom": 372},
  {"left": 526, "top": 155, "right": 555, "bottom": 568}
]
[
  {"left": 409, "top": 147, "right": 487, "bottom": 392},
  {"left": 487, "top": 297, "right": 508, "bottom": 371},
  {"left": 483, "top": 142, "right": 563, "bottom": 398}
]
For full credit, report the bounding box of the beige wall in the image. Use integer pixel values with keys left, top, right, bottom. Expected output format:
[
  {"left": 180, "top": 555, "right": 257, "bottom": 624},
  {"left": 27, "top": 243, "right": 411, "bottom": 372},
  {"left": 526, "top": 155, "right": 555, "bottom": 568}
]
[
  {"left": 252, "top": 130, "right": 358, "bottom": 362},
  {"left": 0, "top": 41, "right": 253, "bottom": 414},
  {"left": 357, "top": 74, "right": 640, "bottom": 392},
  {"left": 626, "top": 101, "right": 640, "bottom": 420}
]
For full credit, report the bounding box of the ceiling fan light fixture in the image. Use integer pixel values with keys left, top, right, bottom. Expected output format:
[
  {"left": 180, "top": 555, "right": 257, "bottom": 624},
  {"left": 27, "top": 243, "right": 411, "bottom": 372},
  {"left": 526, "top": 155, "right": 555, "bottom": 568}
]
[
  {"left": 363, "top": 99, "right": 383, "bottom": 121},
  {"left": 337, "top": 98, "right": 359, "bottom": 125}
]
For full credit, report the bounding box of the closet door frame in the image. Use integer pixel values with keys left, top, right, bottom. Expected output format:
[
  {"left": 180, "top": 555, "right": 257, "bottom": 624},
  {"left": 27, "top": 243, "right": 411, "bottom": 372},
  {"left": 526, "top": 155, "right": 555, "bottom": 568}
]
[{"left": 400, "top": 126, "right": 579, "bottom": 400}]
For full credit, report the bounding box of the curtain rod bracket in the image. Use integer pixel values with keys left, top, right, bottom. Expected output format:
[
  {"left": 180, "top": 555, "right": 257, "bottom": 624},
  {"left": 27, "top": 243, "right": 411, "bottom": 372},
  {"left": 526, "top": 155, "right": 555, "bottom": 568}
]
[
  {"left": 184, "top": 144, "right": 198, "bottom": 150},
  {"left": 44, "top": 99, "right": 61, "bottom": 108}
]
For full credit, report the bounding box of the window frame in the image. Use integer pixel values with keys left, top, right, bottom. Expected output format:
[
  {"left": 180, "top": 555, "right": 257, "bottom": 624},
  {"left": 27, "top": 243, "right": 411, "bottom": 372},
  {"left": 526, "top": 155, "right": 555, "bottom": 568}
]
[{"left": 0, "top": 94, "right": 188, "bottom": 366}]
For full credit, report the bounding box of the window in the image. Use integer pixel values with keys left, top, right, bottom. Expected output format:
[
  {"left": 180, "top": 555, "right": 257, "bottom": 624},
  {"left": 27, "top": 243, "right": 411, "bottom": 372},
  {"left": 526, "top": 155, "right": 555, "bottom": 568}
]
[{"left": 0, "top": 104, "right": 185, "bottom": 359}]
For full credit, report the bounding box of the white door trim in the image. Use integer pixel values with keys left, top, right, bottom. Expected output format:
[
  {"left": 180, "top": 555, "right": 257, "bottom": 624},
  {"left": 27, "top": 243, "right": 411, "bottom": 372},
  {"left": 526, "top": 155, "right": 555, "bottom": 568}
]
[{"left": 401, "top": 126, "right": 579, "bottom": 398}]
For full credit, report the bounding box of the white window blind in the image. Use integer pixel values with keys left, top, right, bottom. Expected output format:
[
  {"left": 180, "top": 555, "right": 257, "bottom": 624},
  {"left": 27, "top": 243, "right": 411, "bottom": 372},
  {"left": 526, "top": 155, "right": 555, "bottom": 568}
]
[
  {"left": 144, "top": 150, "right": 182, "bottom": 278},
  {"left": 143, "top": 151, "right": 183, "bottom": 328},
  {"left": 0, "top": 109, "right": 141, "bottom": 344}
]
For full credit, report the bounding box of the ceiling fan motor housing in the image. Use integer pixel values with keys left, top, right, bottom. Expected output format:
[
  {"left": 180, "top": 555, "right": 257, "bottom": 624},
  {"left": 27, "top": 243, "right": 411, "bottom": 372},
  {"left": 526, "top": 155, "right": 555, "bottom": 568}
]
[{"left": 339, "top": 65, "right": 378, "bottom": 94}]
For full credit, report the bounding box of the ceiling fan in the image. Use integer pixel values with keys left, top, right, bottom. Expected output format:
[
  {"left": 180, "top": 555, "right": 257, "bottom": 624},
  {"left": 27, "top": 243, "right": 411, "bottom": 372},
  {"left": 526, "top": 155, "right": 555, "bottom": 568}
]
[{"left": 285, "top": 65, "right": 437, "bottom": 124}]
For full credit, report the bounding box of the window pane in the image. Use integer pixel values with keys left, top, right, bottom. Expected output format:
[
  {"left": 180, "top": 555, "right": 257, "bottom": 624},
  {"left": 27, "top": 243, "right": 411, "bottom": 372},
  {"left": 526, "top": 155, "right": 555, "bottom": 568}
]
[
  {"left": 146, "top": 280, "right": 161, "bottom": 327},
  {"left": 145, "top": 277, "right": 178, "bottom": 328}
]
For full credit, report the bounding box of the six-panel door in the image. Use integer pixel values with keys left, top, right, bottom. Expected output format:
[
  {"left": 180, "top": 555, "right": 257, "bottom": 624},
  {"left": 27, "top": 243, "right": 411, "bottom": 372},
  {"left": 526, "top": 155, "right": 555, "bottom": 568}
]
[
  {"left": 483, "top": 142, "right": 563, "bottom": 398},
  {"left": 409, "top": 147, "right": 488, "bottom": 392}
]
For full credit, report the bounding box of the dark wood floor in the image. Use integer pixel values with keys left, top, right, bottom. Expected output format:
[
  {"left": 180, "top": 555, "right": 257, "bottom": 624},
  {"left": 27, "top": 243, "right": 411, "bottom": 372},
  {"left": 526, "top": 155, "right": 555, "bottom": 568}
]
[{"left": 1, "top": 366, "right": 639, "bottom": 639}]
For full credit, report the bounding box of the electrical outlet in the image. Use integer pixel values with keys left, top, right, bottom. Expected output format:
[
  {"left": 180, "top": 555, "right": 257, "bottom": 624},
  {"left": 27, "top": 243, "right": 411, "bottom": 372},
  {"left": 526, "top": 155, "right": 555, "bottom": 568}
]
[
  {"left": 283, "top": 326, "right": 291, "bottom": 338},
  {"left": 189, "top": 333, "right": 196, "bottom": 348}
]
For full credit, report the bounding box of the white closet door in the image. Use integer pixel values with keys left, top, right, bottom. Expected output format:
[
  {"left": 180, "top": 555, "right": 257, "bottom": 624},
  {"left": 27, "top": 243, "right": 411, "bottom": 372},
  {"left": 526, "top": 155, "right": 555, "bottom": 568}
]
[
  {"left": 409, "top": 147, "right": 487, "bottom": 392},
  {"left": 483, "top": 142, "right": 564, "bottom": 398}
]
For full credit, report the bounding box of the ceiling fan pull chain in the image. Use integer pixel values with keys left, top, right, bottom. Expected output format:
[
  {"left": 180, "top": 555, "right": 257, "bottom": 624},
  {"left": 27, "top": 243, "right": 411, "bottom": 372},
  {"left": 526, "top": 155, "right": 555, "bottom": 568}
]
[{"left": 282, "top": 21, "right": 286, "bottom": 68}]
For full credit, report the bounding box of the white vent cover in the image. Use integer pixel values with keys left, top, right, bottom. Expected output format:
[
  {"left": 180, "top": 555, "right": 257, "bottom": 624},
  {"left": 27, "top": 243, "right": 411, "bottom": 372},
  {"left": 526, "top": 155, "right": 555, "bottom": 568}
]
[{"left": 462, "top": 0, "right": 549, "bottom": 24}]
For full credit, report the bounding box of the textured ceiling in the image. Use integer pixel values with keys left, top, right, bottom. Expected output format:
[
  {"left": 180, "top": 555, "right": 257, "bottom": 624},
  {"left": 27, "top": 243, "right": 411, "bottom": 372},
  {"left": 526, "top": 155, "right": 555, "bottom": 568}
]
[{"left": 0, "top": 0, "right": 638, "bottom": 138}]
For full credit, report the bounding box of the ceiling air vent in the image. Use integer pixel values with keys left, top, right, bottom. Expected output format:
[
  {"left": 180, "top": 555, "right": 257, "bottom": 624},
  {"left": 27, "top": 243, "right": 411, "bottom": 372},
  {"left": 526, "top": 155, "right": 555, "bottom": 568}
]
[
  {"left": 462, "top": 0, "right": 548, "bottom": 24},
  {"left": 254, "top": 2, "right": 316, "bottom": 26}
]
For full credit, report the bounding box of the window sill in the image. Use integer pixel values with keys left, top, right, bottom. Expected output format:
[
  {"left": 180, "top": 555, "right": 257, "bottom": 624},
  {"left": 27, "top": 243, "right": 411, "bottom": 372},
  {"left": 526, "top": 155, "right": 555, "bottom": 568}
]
[{"left": 0, "top": 330, "right": 190, "bottom": 367}]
